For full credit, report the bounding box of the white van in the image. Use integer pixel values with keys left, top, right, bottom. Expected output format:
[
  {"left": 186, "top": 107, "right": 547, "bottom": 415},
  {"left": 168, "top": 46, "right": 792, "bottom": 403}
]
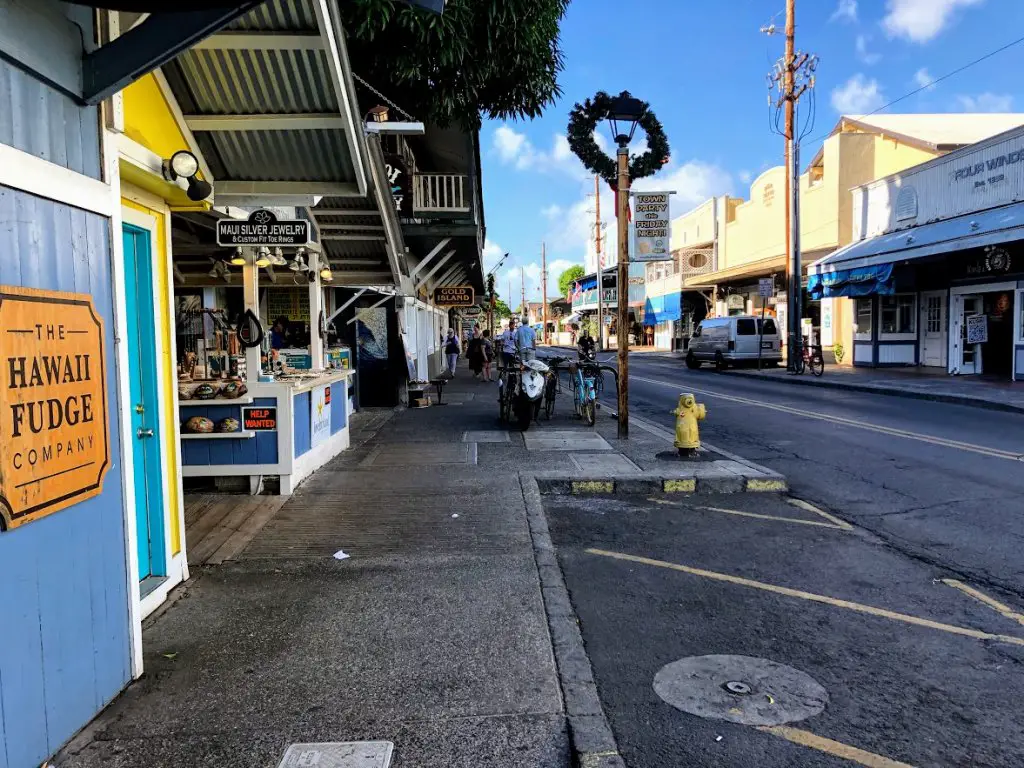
[{"left": 685, "top": 315, "right": 782, "bottom": 370}]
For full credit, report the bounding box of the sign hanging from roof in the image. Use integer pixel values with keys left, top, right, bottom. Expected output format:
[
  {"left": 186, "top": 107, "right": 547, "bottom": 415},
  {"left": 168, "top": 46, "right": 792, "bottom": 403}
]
[
  {"left": 216, "top": 209, "right": 310, "bottom": 247},
  {"left": 434, "top": 285, "right": 475, "bottom": 307}
]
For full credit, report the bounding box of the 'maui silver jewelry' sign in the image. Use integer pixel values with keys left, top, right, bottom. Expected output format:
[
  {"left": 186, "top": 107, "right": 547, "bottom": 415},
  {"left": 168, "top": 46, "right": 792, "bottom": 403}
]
[{"left": 217, "top": 209, "right": 310, "bottom": 247}]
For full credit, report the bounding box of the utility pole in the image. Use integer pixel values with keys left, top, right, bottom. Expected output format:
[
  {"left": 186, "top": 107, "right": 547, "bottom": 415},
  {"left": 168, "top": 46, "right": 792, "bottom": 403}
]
[
  {"left": 615, "top": 145, "right": 630, "bottom": 439},
  {"left": 541, "top": 241, "right": 549, "bottom": 345},
  {"left": 521, "top": 269, "right": 526, "bottom": 319},
  {"left": 594, "top": 174, "right": 605, "bottom": 351},
  {"left": 766, "top": 0, "right": 815, "bottom": 372}
]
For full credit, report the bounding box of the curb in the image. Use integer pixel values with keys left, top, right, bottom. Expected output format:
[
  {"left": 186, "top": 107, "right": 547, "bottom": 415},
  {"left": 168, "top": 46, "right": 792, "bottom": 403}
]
[
  {"left": 533, "top": 472, "right": 787, "bottom": 496},
  {"left": 521, "top": 475, "right": 627, "bottom": 768},
  {"left": 720, "top": 369, "right": 1024, "bottom": 416}
]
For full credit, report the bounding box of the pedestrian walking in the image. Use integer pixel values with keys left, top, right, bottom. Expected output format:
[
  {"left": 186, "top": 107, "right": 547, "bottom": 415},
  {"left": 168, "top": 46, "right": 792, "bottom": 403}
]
[
  {"left": 481, "top": 330, "right": 494, "bottom": 382},
  {"left": 515, "top": 315, "right": 537, "bottom": 362},
  {"left": 444, "top": 328, "right": 461, "bottom": 376},
  {"left": 499, "top": 317, "right": 518, "bottom": 369},
  {"left": 467, "top": 326, "right": 485, "bottom": 379}
]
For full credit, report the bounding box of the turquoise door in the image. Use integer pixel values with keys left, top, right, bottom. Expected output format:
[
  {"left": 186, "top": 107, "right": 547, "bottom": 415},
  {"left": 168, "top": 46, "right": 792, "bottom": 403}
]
[{"left": 122, "top": 224, "right": 166, "bottom": 582}]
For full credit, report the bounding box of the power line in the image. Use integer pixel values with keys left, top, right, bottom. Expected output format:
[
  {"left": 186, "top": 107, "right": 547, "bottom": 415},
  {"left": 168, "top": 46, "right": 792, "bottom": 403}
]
[{"left": 804, "top": 31, "right": 1024, "bottom": 146}]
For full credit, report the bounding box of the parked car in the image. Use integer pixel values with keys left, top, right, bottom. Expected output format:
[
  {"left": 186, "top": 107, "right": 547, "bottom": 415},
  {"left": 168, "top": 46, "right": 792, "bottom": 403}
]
[{"left": 685, "top": 315, "right": 782, "bottom": 370}]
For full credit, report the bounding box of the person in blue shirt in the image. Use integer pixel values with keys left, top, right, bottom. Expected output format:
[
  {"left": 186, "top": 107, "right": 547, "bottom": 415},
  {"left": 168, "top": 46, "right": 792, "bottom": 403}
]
[
  {"left": 270, "top": 316, "right": 288, "bottom": 351},
  {"left": 515, "top": 316, "right": 537, "bottom": 361}
]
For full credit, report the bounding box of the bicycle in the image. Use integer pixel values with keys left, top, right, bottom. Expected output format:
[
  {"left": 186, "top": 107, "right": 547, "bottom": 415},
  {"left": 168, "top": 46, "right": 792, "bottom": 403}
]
[
  {"left": 497, "top": 356, "right": 520, "bottom": 423},
  {"left": 542, "top": 356, "right": 569, "bottom": 419},
  {"left": 570, "top": 357, "right": 600, "bottom": 426},
  {"left": 792, "top": 343, "right": 825, "bottom": 377}
]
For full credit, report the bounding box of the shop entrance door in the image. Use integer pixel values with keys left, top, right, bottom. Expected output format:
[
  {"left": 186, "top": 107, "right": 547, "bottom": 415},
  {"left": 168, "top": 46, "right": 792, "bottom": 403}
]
[
  {"left": 920, "top": 291, "right": 947, "bottom": 368},
  {"left": 958, "top": 295, "right": 984, "bottom": 375},
  {"left": 122, "top": 224, "right": 166, "bottom": 583}
]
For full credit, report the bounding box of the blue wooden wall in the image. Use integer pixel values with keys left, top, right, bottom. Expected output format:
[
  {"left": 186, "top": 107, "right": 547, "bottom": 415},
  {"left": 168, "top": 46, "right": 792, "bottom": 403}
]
[
  {"left": 180, "top": 397, "right": 279, "bottom": 466},
  {"left": 293, "top": 391, "right": 312, "bottom": 457},
  {"left": 0, "top": 188, "right": 130, "bottom": 768},
  {"left": 331, "top": 379, "right": 347, "bottom": 435}
]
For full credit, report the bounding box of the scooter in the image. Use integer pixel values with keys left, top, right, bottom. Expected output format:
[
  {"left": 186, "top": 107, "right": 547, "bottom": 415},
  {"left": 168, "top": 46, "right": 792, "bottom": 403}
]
[{"left": 515, "top": 357, "right": 550, "bottom": 431}]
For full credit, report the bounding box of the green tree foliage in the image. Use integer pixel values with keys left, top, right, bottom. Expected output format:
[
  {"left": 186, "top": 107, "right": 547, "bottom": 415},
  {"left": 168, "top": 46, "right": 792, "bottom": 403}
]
[
  {"left": 493, "top": 298, "right": 513, "bottom": 319},
  {"left": 558, "top": 265, "right": 586, "bottom": 298},
  {"left": 340, "top": 0, "right": 571, "bottom": 127}
]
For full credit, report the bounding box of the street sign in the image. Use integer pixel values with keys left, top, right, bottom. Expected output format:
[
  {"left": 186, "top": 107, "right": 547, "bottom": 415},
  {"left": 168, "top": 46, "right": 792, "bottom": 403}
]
[
  {"left": 216, "top": 209, "right": 310, "bottom": 247},
  {"left": 759, "top": 278, "right": 774, "bottom": 297},
  {"left": 632, "top": 192, "right": 672, "bottom": 262},
  {"left": 434, "top": 285, "right": 475, "bottom": 307}
]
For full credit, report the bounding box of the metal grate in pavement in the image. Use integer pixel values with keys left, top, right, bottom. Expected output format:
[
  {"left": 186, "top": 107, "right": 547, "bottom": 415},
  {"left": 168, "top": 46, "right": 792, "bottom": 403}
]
[{"left": 279, "top": 742, "right": 393, "bottom": 768}]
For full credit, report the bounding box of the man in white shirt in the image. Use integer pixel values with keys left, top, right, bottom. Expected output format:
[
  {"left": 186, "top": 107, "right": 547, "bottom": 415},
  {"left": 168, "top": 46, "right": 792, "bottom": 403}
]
[
  {"left": 515, "top": 316, "right": 537, "bottom": 362},
  {"left": 499, "top": 317, "right": 518, "bottom": 367}
]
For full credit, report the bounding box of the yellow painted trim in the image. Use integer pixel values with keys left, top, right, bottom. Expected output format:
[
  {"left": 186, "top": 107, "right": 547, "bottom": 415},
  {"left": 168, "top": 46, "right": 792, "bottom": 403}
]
[
  {"left": 122, "top": 74, "right": 205, "bottom": 180},
  {"left": 572, "top": 480, "right": 614, "bottom": 494},
  {"left": 663, "top": 478, "right": 696, "bottom": 493},
  {"left": 585, "top": 548, "right": 1024, "bottom": 647},
  {"left": 942, "top": 579, "right": 1024, "bottom": 628},
  {"left": 121, "top": 194, "right": 182, "bottom": 556},
  {"left": 746, "top": 478, "right": 788, "bottom": 493},
  {"left": 697, "top": 506, "right": 844, "bottom": 530},
  {"left": 786, "top": 498, "right": 854, "bottom": 530},
  {"left": 119, "top": 159, "right": 210, "bottom": 212},
  {"left": 757, "top": 726, "right": 917, "bottom": 768}
]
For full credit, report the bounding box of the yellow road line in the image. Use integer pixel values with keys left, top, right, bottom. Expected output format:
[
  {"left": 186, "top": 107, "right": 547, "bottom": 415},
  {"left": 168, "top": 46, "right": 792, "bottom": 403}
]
[
  {"left": 630, "top": 375, "right": 1023, "bottom": 461},
  {"left": 585, "top": 548, "right": 1024, "bottom": 647},
  {"left": 699, "top": 505, "right": 846, "bottom": 530},
  {"left": 787, "top": 498, "right": 855, "bottom": 531},
  {"left": 757, "top": 726, "right": 916, "bottom": 768},
  {"left": 942, "top": 578, "right": 1024, "bottom": 628}
]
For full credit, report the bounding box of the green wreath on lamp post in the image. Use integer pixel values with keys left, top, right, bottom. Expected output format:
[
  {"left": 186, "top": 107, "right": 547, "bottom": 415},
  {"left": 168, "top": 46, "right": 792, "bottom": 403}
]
[{"left": 566, "top": 90, "right": 671, "bottom": 188}]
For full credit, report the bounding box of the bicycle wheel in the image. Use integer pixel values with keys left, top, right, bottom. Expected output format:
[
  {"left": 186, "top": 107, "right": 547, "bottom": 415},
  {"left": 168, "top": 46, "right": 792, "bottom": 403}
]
[
  {"left": 582, "top": 400, "right": 596, "bottom": 426},
  {"left": 810, "top": 352, "right": 825, "bottom": 377}
]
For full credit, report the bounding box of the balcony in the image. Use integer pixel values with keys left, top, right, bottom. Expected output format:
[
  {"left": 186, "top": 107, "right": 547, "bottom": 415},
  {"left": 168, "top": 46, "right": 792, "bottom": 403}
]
[{"left": 413, "top": 173, "right": 471, "bottom": 214}]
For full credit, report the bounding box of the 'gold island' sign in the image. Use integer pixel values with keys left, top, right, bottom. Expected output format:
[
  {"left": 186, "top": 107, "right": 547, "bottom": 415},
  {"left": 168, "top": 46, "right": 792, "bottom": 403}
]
[{"left": 0, "top": 286, "right": 110, "bottom": 530}]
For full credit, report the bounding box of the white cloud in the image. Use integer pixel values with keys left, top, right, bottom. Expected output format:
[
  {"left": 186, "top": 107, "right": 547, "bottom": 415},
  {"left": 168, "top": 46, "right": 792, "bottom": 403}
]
[
  {"left": 541, "top": 203, "right": 563, "bottom": 219},
  {"left": 882, "top": 0, "right": 985, "bottom": 43},
  {"left": 855, "top": 34, "right": 881, "bottom": 65},
  {"left": 831, "top": 74, "right": 886, "bottom": 114},
  {"left": 491, "top": 125, "right": 588, "bottom": 178},
  {"left": 831, "top": 0, "right": 858, "bottom": 23},
  {"left": 956, "top": 93, "right": 1014, "bottom": 112},
  {"left": 632, "top": 160, "right": 734, "bottom": 213},
  {"left": 738, "top": 170, "right": 753, "bottom": 185},
  {"left": 914, "top": 68, "right": 937, "bottom": 91},
  {"left": 483, "top": 239, "right": 506, "bottom": 273}
]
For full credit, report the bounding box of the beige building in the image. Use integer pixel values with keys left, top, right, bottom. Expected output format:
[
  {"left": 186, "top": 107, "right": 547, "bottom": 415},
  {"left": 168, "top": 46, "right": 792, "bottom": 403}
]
[{"left": 682, "top": 114, "right": 1024, "bottom": 362}]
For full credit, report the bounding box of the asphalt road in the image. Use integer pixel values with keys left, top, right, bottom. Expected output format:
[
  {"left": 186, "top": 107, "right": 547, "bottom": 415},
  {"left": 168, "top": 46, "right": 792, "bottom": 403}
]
[
  {"left": 538, "top": 350, "right": 1024, "bottom": 767},
  {"left": 593, "top": 352, "right": 1024, "bottom": 597}
]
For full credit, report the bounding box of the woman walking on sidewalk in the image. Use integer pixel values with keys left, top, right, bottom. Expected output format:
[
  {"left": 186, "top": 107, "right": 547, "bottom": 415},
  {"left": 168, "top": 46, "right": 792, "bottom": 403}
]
[
  {"left": 444, "top": 328, "right": 460, "bottom": 376},
  {"left": 481, "top": 330, "right": 494, "bottom": 382},
  {"left": 467, "top": 326, "right": 485, "bottom": 379}
]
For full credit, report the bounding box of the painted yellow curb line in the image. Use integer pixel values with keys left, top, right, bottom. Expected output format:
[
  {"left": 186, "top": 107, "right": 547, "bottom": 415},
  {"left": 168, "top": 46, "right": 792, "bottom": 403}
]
[
  {"left": 572, "top": 480, "right": 614, "bottom": 494},
  {"left": 747, "top": 477, "right": 788, "bottom": 492},
  {"left": 943, "top": 578, "right": 1024, "bottom": 628},
  {"left": 585, "top": 548, "right": 1024, "bottom": 647},
  {"left": 663, "top": 478, "right": 696, "bottom": 493}
]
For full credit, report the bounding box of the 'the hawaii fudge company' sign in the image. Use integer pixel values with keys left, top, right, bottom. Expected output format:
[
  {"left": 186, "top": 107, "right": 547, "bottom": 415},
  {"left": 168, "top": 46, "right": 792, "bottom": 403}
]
[{"left": 0, "top": 287, "right": 110, "bottom": 530}]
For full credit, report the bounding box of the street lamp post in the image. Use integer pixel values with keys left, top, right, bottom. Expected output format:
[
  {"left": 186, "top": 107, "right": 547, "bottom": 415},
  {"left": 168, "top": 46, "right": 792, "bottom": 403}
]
[{"left": 607, "top": 94, "right": 645, "bottom": 440}]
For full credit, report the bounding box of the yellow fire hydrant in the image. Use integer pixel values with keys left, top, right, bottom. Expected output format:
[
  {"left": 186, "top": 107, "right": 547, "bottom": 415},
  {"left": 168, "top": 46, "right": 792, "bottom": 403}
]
[{"left": 672, "top": 393, "right": 706, "bottom": 455}]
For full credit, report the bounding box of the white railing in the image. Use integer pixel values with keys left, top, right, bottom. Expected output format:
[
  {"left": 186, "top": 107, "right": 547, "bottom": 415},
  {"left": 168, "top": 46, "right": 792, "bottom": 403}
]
[{"left": 413, "top": 173, "right": 470, "bottom": 213}]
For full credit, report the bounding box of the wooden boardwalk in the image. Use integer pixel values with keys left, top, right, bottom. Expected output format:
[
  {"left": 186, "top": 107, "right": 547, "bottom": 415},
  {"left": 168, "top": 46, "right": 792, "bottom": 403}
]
[{"left": 184, "top": 494, "right": 287, "bottom": 566}]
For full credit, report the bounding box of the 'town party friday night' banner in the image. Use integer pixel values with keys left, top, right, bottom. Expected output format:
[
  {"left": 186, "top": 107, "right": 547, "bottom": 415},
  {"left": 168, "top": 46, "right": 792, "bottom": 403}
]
[
  {"left": 633, "top": 191, "right": 672, "bottom": 262},
  {"left": 0, "top": 287, "right": 110, "bottom": 530}
]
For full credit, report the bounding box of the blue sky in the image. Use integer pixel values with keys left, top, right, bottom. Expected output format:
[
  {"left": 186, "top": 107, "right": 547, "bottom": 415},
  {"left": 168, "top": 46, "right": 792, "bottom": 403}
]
[{"left": 481, "top": 0, "right": 1024, "bottom": 303}]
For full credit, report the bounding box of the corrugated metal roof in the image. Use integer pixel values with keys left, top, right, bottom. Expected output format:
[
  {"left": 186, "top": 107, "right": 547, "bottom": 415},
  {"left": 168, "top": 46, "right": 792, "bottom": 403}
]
[
  {"left": 203, "top": 129, "right": 353, "bottom": 181},
  {"left": 174, "top": 48, "right": 337, "bottom": 114},
  {"left": 840, "top": 114, "right": 1024, "bottom": 149},
  {"left": 228, "top": 0, "right": 317, "bottom": 31}
]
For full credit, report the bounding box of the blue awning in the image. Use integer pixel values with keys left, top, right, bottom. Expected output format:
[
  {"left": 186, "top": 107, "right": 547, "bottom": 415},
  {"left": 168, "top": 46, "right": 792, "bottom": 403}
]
[
  {"left": 807, "top": 264, "right": 894, "bottom": 300},
  {"left": 809, "top": 200, "right": 1024, "bottom": 278},
  {"left": 643, "top": 293, "right": 682, "bottom": 325}
]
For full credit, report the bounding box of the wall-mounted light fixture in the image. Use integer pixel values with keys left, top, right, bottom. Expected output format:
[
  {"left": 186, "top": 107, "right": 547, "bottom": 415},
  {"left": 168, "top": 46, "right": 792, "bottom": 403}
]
[
  {"left": 255, "top": 247, "right": 272, "bottom": 268},
  {"left": 163, "top": 150, "right": 213, "bottom": 202},
  {"left": 230, "top": 247, "right": 246, "bottom": 266},
  {"left": 320, "top": 264, "right": 334, "bottom": 282}
]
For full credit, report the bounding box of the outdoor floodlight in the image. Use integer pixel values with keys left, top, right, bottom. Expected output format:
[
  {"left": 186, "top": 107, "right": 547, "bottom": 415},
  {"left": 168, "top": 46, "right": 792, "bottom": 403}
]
[{"left": 163, "top": 149, "right": 213, "bottom": 202}]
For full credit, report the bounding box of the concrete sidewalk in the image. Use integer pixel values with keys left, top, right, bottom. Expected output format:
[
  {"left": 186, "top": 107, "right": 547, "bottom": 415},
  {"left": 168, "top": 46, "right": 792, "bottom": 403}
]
[
  {"left": 55, "top": 363, "right": 782, "bottom": 768},
  {"left": 721, "top": 363, "right": 1024, "bottom": 414}
]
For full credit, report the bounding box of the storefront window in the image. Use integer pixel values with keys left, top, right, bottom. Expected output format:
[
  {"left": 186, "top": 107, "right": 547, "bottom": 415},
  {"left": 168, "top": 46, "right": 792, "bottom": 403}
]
[
  {"left": 855, "top": 297, "right": 873, "bottom": 337},
  {"left": 880, "top": 294, "right": 915, "bottom": 335}
]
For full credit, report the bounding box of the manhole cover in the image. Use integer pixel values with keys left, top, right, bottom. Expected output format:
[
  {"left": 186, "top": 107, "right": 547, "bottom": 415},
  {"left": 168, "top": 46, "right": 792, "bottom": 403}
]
[
  {"left": 653, "top": 654, "right": 827, "bottom": 726},
  {"left": 279, "top": 742, "right": 393, "bottom": 768}
]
